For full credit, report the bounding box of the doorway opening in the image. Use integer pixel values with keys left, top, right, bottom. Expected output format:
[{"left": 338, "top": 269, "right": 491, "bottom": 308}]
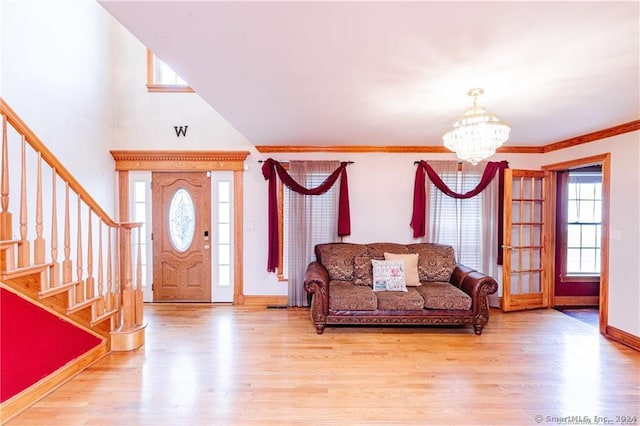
[
  {"left": 543, "top": 153, "right": 610, "bottom": 334},
  {"left": 554, "top": 166, "right": 602, "bottom": 307}
]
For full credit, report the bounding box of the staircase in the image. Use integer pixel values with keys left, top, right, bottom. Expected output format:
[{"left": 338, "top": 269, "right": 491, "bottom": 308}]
[{"left": 0, "top": 98, "right": 145, "bottom": 422}]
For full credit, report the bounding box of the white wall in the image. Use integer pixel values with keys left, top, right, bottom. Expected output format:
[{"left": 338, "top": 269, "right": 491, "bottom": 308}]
[
  {"left": 1, "top": 0, "right": 117, "bottom": 213},
  {"left": 543, "top": 131, "right": 640, "bottom": 336},
  {"left": 111, "top": 25, "right": 253, "bottom": 150}
]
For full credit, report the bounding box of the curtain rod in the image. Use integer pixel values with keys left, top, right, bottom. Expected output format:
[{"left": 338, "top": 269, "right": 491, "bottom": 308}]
[{"left": 258, "top": 160, "right": 354, "bottom": 164}]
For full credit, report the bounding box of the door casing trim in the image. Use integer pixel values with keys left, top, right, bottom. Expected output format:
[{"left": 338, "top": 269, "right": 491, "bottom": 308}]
[{"left": 112, "top": 150, "right": 249, "bottom": 305}]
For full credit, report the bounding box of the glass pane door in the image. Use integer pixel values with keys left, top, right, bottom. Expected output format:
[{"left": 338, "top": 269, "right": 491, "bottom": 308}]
[{"left": 502, "top": 169, "right": 547, "bottom": 311}]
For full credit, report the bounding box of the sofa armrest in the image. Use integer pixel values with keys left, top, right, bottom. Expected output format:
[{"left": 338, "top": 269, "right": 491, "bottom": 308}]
[
  {"left": 450, "top": 264, "right": 498, "bottom": 300},
  {"left": 304, "top": 261, "right": 329, "bottom": 289},
  {"left": 304, "top": 261, "right": 330, "bottom": 334},
  {"left": 450, "top": 264, "right": 475, "bottom": 288},
  {"left": 459, "top": 270, "right": 498, "bottom": 301},
  {"left": 455, "top": 267, "right": 498, "bottom": 329}
]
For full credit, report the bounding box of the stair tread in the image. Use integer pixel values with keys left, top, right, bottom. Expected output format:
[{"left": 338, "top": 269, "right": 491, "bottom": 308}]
[
  {"left": 2, "top": 262, "right": 53, "bottom": 279},
  {"left": 91, "top": 308, "right": 119, "bottom": 326},
  {"left": 67, "top": 295, "right": 102, "bottom": 315},
  {"left": 38, "top": 281, "right": 79, "bottom": 299}
]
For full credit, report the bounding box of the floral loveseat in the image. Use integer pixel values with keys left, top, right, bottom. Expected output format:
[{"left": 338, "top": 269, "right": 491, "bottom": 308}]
[{"left": 303, "top": 242, "right": 498, "bottom": 335}]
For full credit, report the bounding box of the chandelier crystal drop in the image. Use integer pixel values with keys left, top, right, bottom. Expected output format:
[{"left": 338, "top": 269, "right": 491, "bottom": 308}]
[{"left": 442, "top": 88, "right": 511, "bottom": 165}]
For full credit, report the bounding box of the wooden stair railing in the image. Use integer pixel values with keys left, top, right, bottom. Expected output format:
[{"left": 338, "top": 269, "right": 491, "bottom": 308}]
[{"left": 0, "top": 97, "right": 145, "bottom": 351}]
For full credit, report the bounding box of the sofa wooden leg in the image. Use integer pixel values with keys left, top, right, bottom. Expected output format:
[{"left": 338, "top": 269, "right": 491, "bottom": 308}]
[
  {"left": 315, "top": 324, "right": 325, "bottom": 334},
  {"left": 474, "top": 324, "right": 484, "bottom": 335}
]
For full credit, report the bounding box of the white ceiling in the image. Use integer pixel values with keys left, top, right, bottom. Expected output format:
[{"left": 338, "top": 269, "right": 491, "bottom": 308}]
[{"left": 99, "top": 1, "right": 639, "bottom": 148}]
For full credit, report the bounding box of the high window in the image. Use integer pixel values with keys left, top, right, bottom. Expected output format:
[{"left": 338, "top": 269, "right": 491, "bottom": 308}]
[{"left": 146, "top": 49, "right": 194, "bottom": 93}]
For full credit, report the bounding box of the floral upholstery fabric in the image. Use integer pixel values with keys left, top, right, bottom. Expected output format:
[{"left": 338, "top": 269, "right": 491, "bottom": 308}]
[
  {"left": 416, "top": 282, "right": 472, "bottom": 310},
  {"left": 376, "top": 287, "right": 424, "bottom": 311},
  {"left": 317, "top": 243, "right": 468, "bottom": 312},
  {"left": 353, "top": 254, "right": 373, "bottom": 286},
  {"left": 365, "top": 243, "right": 409, "bottom": 260},
  {"left": 315, "top": 243, "right": 367, "bottom": 281},
  {"left": 407, "top": 243, "right": 456, "bottom": 282},
  {"left": 329, "top": 281, "right": 377, "bottom": 311}
]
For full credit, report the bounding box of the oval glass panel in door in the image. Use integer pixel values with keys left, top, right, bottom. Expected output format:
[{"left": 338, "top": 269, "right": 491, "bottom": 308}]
[{"left": 168, "top": 188, "right": 195, "bottom": 252}]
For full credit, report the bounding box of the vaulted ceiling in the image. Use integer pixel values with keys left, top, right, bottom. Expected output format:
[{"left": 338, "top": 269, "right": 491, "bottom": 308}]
[{"left": 99, "top": 1, "right": 639, "bottom": 148}]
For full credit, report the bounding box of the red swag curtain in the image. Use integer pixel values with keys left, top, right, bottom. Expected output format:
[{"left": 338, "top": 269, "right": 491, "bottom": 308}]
[
  {"left": 262, "top": 158, "right": 351, "bottom": 272},
  {"left": 410, "top": 160, "right": 509, "bottom": 264}
]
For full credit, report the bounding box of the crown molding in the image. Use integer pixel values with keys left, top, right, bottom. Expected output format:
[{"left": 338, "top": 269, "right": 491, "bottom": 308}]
[
  {"left": 255, "top": 144, "right": 545, "bottom": 154},
  {"left": 254, "top": 145, "right": 452, "bottom": 153},
  {"left": 254, "top": 120, "right": 639, "bottom": 154},
  {"left": 543, "top": 120, "right": 640, "bottom": 153}
]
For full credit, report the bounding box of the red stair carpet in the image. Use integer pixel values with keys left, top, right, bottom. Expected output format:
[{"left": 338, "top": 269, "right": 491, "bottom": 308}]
[{"left": 1, "top": 288, "right": 102, "bottom": 402}]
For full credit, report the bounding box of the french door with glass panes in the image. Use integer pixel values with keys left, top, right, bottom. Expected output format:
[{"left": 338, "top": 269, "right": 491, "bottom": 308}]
[{"left": 502, "top": 169, "right": 548, "bottom": 311}]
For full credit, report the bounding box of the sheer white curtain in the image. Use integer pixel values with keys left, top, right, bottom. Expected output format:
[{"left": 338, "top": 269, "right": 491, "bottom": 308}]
[
  {"left": 287, "top": 161, "right": 339, "bottom": 307},
  {"left": 481, "top": 171, "right": 502, "bottom": 307},
  {"left": 426, "top": 160, "right": 500, "bottom": 289}
]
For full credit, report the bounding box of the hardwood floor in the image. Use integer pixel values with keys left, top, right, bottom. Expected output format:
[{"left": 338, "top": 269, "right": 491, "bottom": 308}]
[{"left": 7, "top": 305, "right": 640, "bottom": 425}]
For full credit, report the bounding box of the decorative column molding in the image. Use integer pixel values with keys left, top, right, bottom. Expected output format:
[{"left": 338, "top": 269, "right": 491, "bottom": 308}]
[{"left": 110, "top": 150, "right": 250, "bottom": 171}]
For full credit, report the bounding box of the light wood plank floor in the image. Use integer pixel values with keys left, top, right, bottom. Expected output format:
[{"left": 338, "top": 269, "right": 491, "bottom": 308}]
[{"left": 8, "top": 305, "right": 640, "bottom": 425}]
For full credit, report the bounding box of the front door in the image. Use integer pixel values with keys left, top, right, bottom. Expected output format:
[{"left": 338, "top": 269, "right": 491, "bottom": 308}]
[
  {"left": 152, "top": 172, "right": 211, "bottom": 302},
  {"left": 502, "top": 169, "right": 548, "bottom": 311}
]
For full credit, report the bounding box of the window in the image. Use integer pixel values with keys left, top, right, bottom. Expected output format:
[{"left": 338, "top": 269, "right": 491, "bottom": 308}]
[
  {"left": 285, "top": 161, "right": 340, "bottom": 307},
  {"left": 427, "top": 162, "right": 483, "bottom": 270},
  {"left": 296, "top": 171, "right": 337, "bottom": 254},
  {"left": 277, "top": 169, "right": 338, "bottom": 281},
  {"left": 217, "top": 181, "right": 232, "bottom": 288},
  {"left": 210, "top": 172, "right": 235, "bottom": 303},
  {"left": 129, "top": 172, "right": 153, "bottom": 302},
  {"left": 146, "top": 49, "right": 194, "bottom": 93},
  {"left": 168, "top": 189, "right": 195, "bottom": 252},
  {"left": 566, "top": 171, "right": 602, "bottom": 275}
]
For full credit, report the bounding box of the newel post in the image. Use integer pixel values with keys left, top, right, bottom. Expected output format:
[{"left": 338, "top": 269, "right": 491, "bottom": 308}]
[
  {"left": 110, "top": 168, "right": 146, "bottom": 351},
  {"left": 110, "top": 222, "right": 146, "bottom": 351}
]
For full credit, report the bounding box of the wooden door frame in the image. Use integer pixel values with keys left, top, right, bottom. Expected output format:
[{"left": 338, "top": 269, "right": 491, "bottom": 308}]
[
  {"left": 111, "top": 150, "right": 250, "bottom": 305},
  {"left": 541, "top": 153, "right": 611, "bottom": 334}
]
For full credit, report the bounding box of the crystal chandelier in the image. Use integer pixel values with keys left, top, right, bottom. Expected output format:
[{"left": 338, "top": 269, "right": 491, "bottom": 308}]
[{"left": 442, "top": 88, "right": 511, "bottom": 165}]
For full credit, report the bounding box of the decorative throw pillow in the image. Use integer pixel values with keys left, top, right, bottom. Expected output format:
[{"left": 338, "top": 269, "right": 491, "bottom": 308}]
[
  {"left": 353, "top": 254, "right": 373, "bottom": 286},
  {"left": 384, "top": 252, "right": 421, "bottom": 286},
  {"left": 371, "top": 259, "right": 407, "bottom": 292}
]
